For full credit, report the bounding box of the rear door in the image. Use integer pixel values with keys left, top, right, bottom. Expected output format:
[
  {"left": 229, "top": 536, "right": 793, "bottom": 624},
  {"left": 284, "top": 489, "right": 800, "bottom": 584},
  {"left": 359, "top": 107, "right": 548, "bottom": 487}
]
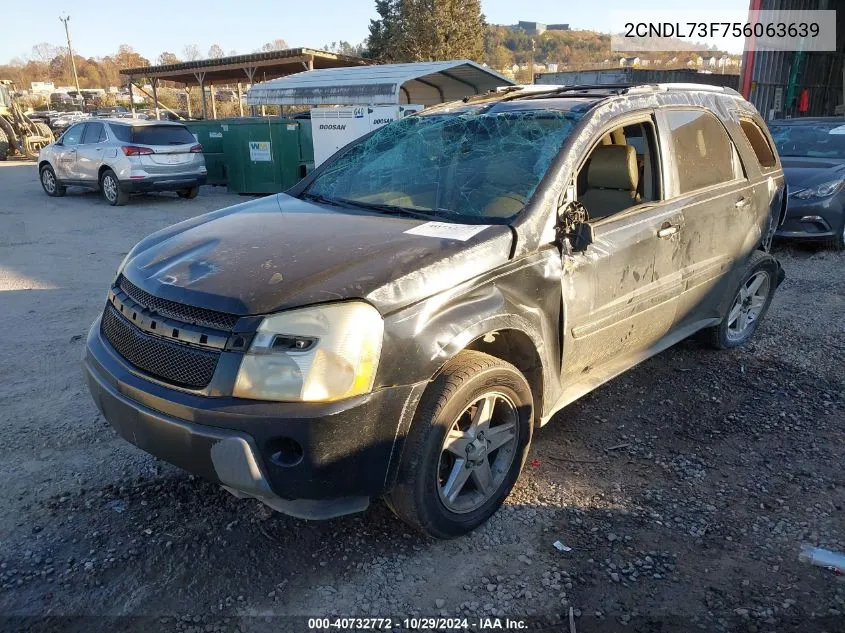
[
  {"left": 77, "top": 121, "right": 107, "bottom": 183},
  {"left": 131, "top": 124, "right": 202, "bottom": 176},
  {"left": 54, "top": 123, "right": 85, "bottom": 180},
  {"left": 656, "top": 108, "right": 751, "bottom": 329}
]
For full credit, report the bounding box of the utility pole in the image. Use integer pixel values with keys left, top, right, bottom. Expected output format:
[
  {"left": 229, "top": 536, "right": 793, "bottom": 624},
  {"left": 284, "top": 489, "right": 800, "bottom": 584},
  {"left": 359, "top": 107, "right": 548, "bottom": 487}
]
[{"left": 59, "top": 16, "right": 81, "bottom": 100}]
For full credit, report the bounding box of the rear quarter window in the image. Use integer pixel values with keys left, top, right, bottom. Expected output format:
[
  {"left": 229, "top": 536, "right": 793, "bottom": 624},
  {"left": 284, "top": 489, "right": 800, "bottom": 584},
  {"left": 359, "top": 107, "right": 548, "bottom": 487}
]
[
  {"left": 109, "top": 124, "right": 131, "bottom": 143},
  {"left": 131, "top": 125, "right": 196, "bottom": 145},
  {"left": 739, "top": 119, "right": 777, "bottom": 169}
]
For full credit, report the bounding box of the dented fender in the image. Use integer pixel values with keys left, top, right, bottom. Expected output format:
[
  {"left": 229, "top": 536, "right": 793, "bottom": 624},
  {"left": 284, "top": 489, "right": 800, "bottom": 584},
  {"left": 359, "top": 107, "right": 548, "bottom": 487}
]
[{"left": 377, "top": 247, "right": 565, "bottom": 418}]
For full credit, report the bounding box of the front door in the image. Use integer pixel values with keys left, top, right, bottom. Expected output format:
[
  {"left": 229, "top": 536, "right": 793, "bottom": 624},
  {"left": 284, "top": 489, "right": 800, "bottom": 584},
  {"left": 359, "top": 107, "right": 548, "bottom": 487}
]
[
  {"left": 77, "top": 121, "right": 107, "bottom": 183},
  {"left": 54, "top": 123, "right": 85, "bottom": 180},
  {"left": 559, "top": 115, "right": 686, "bottom": 404},
  {"left": 561, "top": 204, "right": 684, "bottom": 400}
]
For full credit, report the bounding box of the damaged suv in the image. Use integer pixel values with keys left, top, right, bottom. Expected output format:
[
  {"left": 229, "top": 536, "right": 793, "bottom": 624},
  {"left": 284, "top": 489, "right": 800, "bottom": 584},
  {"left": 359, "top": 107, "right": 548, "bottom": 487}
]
[{"left": 85, "top": 84, "right": 785, "bottom": 538}]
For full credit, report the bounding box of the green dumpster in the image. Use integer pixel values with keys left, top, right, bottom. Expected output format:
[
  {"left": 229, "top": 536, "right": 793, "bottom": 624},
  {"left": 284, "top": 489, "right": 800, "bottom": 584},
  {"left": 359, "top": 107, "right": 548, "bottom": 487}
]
[
  {"left": 295, "top": 117, "right": 314, "bottom": 178},
  {"left": 185, "top": 120, "right": 228, "bottom": 186},
  {"left": 222, "top": 118, "right": 301, "bottom": 195}
]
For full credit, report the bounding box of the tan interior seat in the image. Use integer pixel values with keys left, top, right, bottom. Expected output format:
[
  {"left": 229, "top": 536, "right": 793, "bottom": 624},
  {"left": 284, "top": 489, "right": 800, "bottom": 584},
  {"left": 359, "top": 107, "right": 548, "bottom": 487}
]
[
  {"left": 481, "top": 159, "right": 530, "bottom": 218},
  {"left": 579, "top": 144, "right": 640, "bottom": 220}
]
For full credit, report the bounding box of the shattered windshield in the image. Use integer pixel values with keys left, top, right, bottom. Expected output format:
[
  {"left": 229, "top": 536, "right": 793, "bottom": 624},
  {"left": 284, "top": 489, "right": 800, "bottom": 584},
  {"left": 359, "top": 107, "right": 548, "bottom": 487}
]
[
  {"left": 769, "top": 122, "right": 845, "bottom": 159},
  {"left": 304, "top": 109, "right": 583, "bottom": 221}
]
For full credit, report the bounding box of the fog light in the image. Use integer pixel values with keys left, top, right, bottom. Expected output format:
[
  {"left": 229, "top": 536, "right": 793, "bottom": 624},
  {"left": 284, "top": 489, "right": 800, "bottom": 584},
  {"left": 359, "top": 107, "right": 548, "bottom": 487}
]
[{"left": 269, "top": 438, "right": 304, "bottom": 467}]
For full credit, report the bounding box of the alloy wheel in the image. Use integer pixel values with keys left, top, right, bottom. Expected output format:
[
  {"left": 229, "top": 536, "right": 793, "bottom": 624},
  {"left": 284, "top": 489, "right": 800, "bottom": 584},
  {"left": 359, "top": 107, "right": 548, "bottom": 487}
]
[
  {"left": 726, "top": 270, "right": 771, "bottom": 341},
  {"left": 103, "top": 175, "right": 118, "bottom": 202},
  {"left": 437, "top": 392, "right": 519, "bottom": 514},
  {"left": 41, "top": 169, "right": 56, "bottom": 193}
]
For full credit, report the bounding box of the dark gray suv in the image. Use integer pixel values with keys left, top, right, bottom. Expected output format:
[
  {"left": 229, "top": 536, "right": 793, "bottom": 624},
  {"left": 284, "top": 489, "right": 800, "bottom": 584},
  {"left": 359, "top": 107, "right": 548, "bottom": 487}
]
[{"left": 84, "top": 84, "right": 786, "bottom": 538}]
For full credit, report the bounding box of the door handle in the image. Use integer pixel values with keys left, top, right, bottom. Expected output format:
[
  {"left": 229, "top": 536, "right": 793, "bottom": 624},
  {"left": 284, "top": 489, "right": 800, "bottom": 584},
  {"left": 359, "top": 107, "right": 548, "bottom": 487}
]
[
  {"left": 657, "top": 223, "right": 679, "bottom": 239},
  {"left": 735, "top": 197, "right": 751, "bottom": 209}
]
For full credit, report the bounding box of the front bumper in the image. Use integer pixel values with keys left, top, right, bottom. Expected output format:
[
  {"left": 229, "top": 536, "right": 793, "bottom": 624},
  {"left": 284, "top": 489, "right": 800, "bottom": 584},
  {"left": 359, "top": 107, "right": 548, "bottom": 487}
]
[
  {"left": 84, "top": 317, "right": 425, "bottom": 519},
  {"left": 120, "top": 174, "right": 207, "bottom": 193},
  {"left": 775, "top": 196, "right": 843, "bottom": 240}
]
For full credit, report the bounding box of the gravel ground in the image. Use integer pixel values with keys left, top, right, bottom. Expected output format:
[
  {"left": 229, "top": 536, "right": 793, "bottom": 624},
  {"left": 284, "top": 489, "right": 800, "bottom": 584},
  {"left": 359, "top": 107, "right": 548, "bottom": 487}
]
[{"left": 0, "top": 160, "right": 842, "bottom": 633}]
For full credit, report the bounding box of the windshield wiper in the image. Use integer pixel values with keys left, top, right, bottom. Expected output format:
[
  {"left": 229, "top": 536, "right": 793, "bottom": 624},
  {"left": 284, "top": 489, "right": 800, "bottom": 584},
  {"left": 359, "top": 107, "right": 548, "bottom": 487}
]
[
  {"left": 332, "top": 198, "right": 447, "bottom": 222},
  {"left": 301, "top": 192, "right": 356, "bottom": 208}
]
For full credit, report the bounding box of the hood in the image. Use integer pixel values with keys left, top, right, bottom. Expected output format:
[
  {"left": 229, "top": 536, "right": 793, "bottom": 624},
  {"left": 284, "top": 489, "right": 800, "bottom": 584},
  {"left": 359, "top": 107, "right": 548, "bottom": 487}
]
[
  {"left": 780, "top": 156, "right": 845, "bottom": 190},
  {"left": 120, "top": 193, "right": 513, "bottom": 316}
]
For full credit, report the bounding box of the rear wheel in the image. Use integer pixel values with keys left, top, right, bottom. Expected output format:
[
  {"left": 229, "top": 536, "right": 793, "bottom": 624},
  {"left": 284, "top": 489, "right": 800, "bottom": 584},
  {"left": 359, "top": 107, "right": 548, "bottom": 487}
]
[
  {"left": 385, "top": 350, "right": 533, "bottom": 538},
  {"left": 704, "top": 250, "right": 778, "bottom": 349},
  {"left": 0, "top": 128, "right": 8, "bottom": 161},
  {"left": 40, "top": 164, "right": 66, "bottom": 197},
  {"left": 100, "top": 169, "right": 128, "bottom": 206},
  {"left": 177, "top": 186, "right": 200, "bottom": 199}
]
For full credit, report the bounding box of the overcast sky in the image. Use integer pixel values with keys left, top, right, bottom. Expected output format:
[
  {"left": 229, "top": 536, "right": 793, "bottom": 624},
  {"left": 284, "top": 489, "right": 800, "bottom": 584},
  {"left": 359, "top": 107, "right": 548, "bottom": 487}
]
[{"left": 2, "top": 0, "right": 748, "bottom": 64}]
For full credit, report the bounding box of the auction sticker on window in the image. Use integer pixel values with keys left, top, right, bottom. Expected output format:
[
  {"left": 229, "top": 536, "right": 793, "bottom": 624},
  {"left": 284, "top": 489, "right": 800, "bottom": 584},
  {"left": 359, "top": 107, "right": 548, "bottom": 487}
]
[
  {"left": 405, "top": 222, "right": 490, "bottom": 241},
  {"left": 249, "top": 141, "right": 272, "bottom": 162}
]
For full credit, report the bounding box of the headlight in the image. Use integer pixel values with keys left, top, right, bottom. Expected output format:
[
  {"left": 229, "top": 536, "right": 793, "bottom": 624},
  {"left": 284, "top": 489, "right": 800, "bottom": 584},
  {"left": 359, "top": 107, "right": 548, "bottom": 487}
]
[
  {"left": 791, "top": 179, "right": 844, "bottom": 199},
  {"left": 233, "top": 301, "right": 383, "bottom": 402}
]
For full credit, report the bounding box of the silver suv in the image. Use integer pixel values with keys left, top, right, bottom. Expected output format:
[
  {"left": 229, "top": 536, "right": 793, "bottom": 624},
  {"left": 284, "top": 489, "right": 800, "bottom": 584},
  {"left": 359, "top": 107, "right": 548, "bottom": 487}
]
[{"left": 38, "top": 119, "right": 207, "bottom": 206}]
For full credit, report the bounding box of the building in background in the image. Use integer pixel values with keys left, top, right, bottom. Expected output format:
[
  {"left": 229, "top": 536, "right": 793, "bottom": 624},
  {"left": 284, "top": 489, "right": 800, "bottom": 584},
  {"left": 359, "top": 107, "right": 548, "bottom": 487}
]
[
  {"left": 741, "top": 0, "right": 844, "bottom": 119},
  {"left": 516, "top": 21, "right": 570, "bottom": 36}
]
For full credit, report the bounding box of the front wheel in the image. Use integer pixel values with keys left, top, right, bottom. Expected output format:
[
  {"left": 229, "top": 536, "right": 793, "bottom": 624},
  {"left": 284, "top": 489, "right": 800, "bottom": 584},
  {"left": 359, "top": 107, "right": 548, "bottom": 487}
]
[
  {"left": 40, "top": 164, "right": 66, "bottom": 197},
  {"left": 705, "top": 250, "right": 778, "bottom": 349},
  {"left": 385, "top": 350, "right": 533, "bottom": 538},
  {"left": 100, "top": 169, "right": 128, "bottom": 206}
]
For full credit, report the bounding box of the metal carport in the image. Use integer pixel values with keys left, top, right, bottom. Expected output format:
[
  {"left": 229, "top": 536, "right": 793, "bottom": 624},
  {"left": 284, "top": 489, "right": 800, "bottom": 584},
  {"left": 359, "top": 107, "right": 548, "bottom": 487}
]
[
  {"left": 120, "top": 48, "right": 367, "bottom": 120},
  {"left": 246, "top": 60, "right": 515, "bottom": 106}
]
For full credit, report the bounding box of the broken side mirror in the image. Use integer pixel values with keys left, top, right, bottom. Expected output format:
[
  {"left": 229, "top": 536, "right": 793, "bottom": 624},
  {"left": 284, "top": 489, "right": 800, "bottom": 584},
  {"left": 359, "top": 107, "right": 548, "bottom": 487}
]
[
  {"left": 571, "top": 222, "right": 594, "bottom": 251},
  {"left": 556, "top": 200, "right": 593, "bottom": 252}
]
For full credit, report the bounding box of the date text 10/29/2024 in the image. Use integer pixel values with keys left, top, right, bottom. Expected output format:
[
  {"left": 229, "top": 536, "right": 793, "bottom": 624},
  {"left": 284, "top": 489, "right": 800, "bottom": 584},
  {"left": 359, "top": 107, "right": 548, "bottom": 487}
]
[{"left": 307, "top": 617, "right": 529, "bottom": 630}]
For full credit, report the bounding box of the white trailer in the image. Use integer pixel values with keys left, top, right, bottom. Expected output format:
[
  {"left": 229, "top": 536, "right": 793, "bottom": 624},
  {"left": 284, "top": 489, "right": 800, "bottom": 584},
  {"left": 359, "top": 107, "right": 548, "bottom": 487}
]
[{"left": 310, "top": 104, "right": 422, "bottom": 167}]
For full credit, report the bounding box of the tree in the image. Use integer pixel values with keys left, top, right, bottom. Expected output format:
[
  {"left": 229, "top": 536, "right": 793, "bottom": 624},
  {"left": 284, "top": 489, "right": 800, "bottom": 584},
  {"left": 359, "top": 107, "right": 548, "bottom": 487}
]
[
  {"left": 260, "top": 39, "right": 289, "bottom": 52},
  {"left": 157, "top": 51, "right": 180, "bottom": 66},
  {"left": 208, "top": 44, "right": 225, "bottom": 59},
  {"left": 366, "top": 0, "right": 484, "bottom": 63},
  {"left": 31, "top": 43, "right": 62, "bottom": 63},
  {"left": 114, "top": 45, "right": 149, "bottom": 69},
  {"left": 323, "top": 40, "right": 365, "bottom": 57},
  {"left": 182, "top": 44, "right": 201, "bottom": 61}
]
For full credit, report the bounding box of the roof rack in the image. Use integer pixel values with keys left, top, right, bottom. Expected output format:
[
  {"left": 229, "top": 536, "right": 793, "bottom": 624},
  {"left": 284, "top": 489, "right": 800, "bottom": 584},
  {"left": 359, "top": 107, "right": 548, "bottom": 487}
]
[{"left": 506, "top": 82, "right": 738, "bottom": 102}]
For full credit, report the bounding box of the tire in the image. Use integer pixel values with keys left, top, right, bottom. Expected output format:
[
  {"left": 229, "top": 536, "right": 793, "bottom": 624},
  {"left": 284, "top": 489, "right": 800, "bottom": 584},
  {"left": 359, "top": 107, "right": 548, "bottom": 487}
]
[
  {"left": 704, "top": 250, "right": 778, "bottom": 349},
  {"left": 100, "top": 169, "right": 128, "bottom": 206},
  {"left": 385, "top": 350, "right": 533, "bottom": 538},
  {"left": 33, "top": 121, "right": 54, "bottom": 141},
  {"left": 0, "top": 128, "right": 8, "bottom": 161},
  {"left": 177, "top": 186, "right": 200, "bottom": 199},
  {"left": 40, "top": 164, "right": 66, "bottom": 197}
]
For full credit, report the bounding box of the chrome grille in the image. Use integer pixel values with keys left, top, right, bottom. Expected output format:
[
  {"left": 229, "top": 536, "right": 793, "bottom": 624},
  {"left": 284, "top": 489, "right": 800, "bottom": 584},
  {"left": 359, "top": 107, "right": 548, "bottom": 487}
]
[
  {"left": 118, "top": 275, "right": 238, "bottom": 331},
  {"left": 101, "top": 302, "right": 220, "bottom": 389}
]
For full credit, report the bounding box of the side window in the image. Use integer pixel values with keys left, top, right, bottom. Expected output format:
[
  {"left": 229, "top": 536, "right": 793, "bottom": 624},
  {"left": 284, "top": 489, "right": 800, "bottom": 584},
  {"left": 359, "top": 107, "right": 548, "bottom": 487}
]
[
  {"left": 665, "top": 110, "right": 737, "bottom": 194},
  {"left": 61, "top": 124, "right": 84, "bottom": 146},
  {"left": 576, "top": 119, "right": 660, "bottom": 221},
  {"left": 82, "top": 122, "right": 105, "bottom": 144},
  {"left": 739, "top": 119, "right": 777, "bottom": 169}
]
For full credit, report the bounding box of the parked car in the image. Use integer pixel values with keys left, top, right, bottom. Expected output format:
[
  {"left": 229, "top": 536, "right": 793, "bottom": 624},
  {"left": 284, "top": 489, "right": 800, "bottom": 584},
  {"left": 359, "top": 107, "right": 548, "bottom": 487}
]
[
  {"left": 84, "top": 84, "right": 785, "bottom": 537},
  {"left": 767, "top": 117, "right": 845, "bottom": 250},
  {"left": 94, "top": 106, "right": 128, "bottom": 118},
  {"left": 37, "top": 119, "right": 207, "bottom": 205}
]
